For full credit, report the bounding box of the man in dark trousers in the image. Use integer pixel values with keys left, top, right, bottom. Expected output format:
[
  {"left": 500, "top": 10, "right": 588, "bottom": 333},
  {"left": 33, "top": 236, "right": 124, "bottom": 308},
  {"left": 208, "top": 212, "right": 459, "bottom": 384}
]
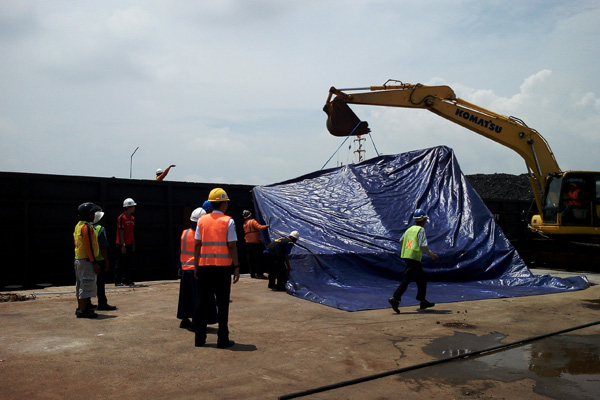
[
  {"left": 177, "top": 207, "right": 218, "bottom": 331},
  {"left": 93, "top": 211, "right": 117, "bottom": 311},
  {"left": 194, "top": 188, "right": 240, "bottom": 349},
  {"left": 115, "top": 198, "right": 136, "bottom": 286},
  {"left": 388, "top": 209, "right": 439, "bottom": 313},
  {"left": 264, "top": 231, "right": 299, "bottom": 291},
  {"left": 177, "top": 207, "right": 204, "bottom": 331}
]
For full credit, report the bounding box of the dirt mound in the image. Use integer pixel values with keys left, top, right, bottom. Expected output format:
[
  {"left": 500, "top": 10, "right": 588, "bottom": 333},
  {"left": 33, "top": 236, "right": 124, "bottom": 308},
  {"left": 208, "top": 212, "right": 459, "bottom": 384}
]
[{"left": 466, "top": 173, "right": 534, "bottom": 201}]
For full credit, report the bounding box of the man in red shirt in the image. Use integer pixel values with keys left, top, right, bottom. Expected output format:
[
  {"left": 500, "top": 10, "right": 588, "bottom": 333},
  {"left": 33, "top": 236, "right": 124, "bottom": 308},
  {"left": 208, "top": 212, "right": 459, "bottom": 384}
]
[{"left": 115, "top": 198, "right": 136, "bottom": 286}]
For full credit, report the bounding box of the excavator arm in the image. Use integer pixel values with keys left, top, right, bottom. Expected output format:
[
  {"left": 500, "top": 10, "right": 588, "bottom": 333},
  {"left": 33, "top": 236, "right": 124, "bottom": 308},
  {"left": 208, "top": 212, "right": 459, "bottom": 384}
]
[{"left": 324, "top": 82, "right": 562, "bottom": 215}]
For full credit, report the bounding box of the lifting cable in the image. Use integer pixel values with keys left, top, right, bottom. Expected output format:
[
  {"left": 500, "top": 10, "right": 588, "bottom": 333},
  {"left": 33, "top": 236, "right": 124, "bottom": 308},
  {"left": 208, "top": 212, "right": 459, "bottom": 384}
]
[
  {"left": 368, "top": 132, "right": 381, "bottom": 157},
  {"left": 278, "top": 320, "right": 600, "bottom": 400},
  {"left": 321, "top": 121, "right": 367, "bottom": 170}
]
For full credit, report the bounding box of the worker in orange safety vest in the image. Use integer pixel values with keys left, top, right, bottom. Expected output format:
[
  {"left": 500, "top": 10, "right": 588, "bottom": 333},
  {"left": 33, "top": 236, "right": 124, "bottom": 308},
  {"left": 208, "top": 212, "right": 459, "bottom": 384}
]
[
  {"left": 242, "top": 209, "right": 269, "bottom": 279},
  {"left": 194, "top": 188, "right": 240, "bottom": 349},
  {"left": 177, "top": 206, "right": 217, "bottom": 331}
]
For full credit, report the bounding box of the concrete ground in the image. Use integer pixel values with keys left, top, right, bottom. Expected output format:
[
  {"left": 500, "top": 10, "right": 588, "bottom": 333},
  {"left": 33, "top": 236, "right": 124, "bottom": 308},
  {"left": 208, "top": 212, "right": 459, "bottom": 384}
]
[{"left": 1, "top": 269, "right": 599, "bottom": 400}]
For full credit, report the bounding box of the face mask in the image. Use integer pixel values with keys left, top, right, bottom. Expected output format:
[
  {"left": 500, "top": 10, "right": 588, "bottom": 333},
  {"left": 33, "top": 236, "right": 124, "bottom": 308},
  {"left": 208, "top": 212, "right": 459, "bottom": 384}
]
[{"left": 93, "top": 211, "right": 105, "bottom": 224}]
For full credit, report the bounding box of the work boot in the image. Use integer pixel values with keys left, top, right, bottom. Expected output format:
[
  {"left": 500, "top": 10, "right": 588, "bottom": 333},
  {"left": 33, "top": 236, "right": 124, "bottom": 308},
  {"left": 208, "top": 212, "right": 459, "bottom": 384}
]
[
  {"left": 217, "top": 339, "right": 235, "bottom": 349},
  {"left": 86, "top": 299, "right": 97, "bottom": 310},
  {"left": 97, "top": 304, "right": 117, "bottom": 311},
  {"left": 179, "top": 318, "right": 192, "bottom": 329},
  {"left": 76, "top": 309, "right": 98, "bottom": 319},
  {"left": 388, "top": 297, "right": 400, "bottom": 314},
  {"left": 195, "top": 327, "right": 207, "bottom": 347},
  {"left": 420, "top": 300, "right": 435, "bottom": 310}
]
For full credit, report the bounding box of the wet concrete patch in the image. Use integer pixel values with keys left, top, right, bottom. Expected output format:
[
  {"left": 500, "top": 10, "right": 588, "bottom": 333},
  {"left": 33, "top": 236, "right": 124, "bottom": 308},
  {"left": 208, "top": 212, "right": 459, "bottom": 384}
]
[
  {"left": 442, "top": 322, "right": 476, "bottom": 329},
  {"left": 582, "top": 299, "right": 600, "bottom": 310},
  {"left": 407, "top": 331, "right": 600, "bottom": 400}
]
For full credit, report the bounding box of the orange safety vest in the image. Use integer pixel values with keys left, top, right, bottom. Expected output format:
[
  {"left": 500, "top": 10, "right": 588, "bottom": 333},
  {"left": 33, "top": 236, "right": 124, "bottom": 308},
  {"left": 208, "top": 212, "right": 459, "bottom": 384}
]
[
  {"left": 179, "top": 228, "right": 196, "bottom": 270},
  {"left": 243, "top": 218, "right": 264, "bottom": 244},
  {"left": 74, "top": 221, "right": 99, "bottom": 261},
  {"left": 198, "top": 213, "right": 233, "bottom": 266},
  {"left": 568, "top": 189, "right": 582, "bottom": 206}
]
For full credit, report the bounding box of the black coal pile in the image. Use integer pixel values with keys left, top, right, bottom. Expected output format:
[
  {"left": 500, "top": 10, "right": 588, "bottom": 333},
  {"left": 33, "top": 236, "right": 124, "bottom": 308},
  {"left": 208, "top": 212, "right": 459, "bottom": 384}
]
[{"left": 466, "top": 173, "right": 534, "bottom": 201}]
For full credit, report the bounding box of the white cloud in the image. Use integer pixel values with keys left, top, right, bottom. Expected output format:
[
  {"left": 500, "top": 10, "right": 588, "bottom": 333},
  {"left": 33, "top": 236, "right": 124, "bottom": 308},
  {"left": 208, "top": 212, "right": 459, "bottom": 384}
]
[
  {"left": 357, "top": 68, "right": 600, "bottom": 176},
  {"left": 106, "top": 7, "right": 153, "bottom": 39},
  {"left": 0, "top": 1, "right": 599, "bottom": 184}
]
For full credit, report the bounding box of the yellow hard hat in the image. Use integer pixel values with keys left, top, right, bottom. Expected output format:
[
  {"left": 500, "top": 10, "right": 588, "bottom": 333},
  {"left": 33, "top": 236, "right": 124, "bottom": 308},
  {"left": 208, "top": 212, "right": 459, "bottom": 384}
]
[{"left": 208, "top": 188, "right": 230, "bottom": 202}]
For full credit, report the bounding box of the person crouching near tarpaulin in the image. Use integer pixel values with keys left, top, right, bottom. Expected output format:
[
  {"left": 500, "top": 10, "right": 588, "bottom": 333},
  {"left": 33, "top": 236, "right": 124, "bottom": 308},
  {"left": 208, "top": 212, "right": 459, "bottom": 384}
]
[
  {"left": 388, "top": 209, "right": 439, "bottom": 314},
  {"left": 73, "top": 202, "right": 102, "bottom": 319},
  {"left": 264, "top": 231, "right": 299, "bottom": 291}
]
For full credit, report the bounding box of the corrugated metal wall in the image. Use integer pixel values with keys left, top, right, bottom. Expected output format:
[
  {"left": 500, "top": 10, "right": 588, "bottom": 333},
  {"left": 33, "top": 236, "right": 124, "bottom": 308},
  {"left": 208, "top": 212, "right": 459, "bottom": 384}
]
[{"left": 0, "top": 172, "right": 255, "bottom": 289}]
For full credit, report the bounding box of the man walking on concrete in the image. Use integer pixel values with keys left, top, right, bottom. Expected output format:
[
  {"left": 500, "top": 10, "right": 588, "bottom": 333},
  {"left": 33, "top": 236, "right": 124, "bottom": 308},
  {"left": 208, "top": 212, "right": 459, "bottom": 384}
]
[{"left": 388, "top": 209, "right": 439, "bottom": 313}]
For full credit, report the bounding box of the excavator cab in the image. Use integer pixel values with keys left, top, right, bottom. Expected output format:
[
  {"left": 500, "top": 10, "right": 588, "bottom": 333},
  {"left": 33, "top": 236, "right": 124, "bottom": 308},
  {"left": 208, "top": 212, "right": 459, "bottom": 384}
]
[
  {"left": 324, "top": 97, "right": 370, "bottom": 137},
  {"left": 543, "top": 172, "right": 600, "bottom": 229}
]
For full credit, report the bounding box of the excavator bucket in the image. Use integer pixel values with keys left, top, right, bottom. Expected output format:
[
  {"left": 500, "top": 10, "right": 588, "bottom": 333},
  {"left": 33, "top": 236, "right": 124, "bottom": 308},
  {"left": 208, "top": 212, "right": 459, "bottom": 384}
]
[{"left": 324, "top": 97, "right": 370, "bottom": 137}]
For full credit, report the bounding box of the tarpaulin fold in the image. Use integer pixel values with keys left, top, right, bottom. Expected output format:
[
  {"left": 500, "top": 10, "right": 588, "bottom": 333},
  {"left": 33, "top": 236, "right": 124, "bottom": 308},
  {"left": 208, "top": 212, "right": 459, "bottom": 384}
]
[{"left": 253, "top": 146, "right": 589, "bottom": 311}]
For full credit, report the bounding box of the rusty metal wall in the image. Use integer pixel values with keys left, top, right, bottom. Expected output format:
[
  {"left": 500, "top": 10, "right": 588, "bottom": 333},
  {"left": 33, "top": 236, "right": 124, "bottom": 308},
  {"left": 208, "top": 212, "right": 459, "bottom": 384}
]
[{"left": 0, "top": 172, "right": 255, "bottom": 289}]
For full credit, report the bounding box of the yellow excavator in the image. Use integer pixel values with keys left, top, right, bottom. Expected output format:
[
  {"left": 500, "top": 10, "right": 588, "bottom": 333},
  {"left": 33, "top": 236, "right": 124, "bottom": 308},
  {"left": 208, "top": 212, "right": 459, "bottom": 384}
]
[{"left": 323, "top": 80, "right": 600, "bottom": 239}]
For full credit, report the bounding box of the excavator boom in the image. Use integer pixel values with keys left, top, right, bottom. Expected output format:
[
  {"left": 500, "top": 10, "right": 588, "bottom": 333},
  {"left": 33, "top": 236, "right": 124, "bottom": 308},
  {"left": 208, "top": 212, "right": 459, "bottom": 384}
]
[{"left": 324, "top": 83, "right": 563, "bottom": 215}]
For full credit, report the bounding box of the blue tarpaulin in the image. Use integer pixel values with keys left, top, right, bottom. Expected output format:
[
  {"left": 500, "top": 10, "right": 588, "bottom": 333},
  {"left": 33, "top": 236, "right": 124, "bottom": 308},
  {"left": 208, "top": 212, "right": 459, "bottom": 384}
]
[{"left": 252, "top": 146, "right": 589, "bottom": 311}]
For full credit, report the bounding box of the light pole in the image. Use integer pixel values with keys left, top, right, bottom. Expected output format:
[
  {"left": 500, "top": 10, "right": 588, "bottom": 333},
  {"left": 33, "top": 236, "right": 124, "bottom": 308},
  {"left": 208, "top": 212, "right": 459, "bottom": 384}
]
[{"left": 130, "top": 147, "right": 139, "bottom": 179}]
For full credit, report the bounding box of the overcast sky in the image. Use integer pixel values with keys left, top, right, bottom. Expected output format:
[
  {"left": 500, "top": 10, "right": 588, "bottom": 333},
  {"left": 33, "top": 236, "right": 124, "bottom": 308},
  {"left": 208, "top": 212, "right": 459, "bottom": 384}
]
[{"left": 1, "top": 1, "right": 599, "bottom": 186}]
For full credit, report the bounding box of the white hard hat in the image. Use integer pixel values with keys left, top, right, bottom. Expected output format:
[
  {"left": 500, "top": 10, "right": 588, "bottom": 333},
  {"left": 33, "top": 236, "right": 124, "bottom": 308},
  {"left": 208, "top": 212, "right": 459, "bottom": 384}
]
[
  {"left": 190, "top": 207, "right": 206, "bottom": 222},
  {"left": 289, "top": 230, "right": 300, "bottom": 240},
  {"left": 123, "top": 198, "right": 137, "bottom": 208},
  {"left": 156, "top": 168, "right": 163, "bottom": 175},
  {"left": 93, "top": 211, "right": 105, "bottom": 224}
]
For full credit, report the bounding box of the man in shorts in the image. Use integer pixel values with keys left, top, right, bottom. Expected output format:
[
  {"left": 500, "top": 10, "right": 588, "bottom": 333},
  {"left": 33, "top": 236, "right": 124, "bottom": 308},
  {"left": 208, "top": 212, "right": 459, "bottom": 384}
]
[{"left": 73, "top": 202, "right": 103, "bottom": 319}]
